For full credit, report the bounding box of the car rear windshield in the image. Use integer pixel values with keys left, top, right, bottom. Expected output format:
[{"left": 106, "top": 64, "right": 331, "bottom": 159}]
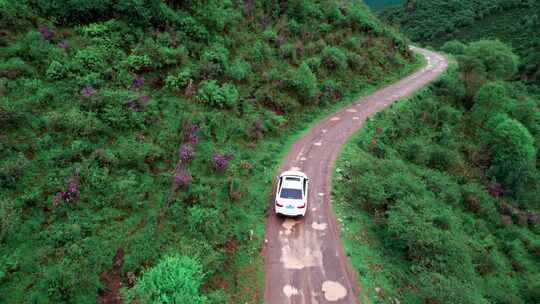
[{"left": 280, "top": 188, "right": 302, "bottom": 200}]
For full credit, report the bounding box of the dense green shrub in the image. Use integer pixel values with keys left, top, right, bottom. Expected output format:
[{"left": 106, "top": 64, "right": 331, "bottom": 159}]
[
  {"left": 126, "top": 255, "right": 207, "bottom": 304},
  {"left": 291, "top": 62, "right": 319, "bottom": 103},
  {"left": 512, "top": 98, "right": 540, "bottom": 145},
  {"left": 319, "top": 79, "right": 342, "bottom": 104},
  {"left": 165, "top": 68, "right": 192, "bottom": 92},
  {"left": 0, "top": 198, "right": 19, "bottom": 243},
  {"left": 321, "top": 46, "right": 348, "bottom": 70},
  {"left": 471, "top": 81, "right": 514, "bottom": 124},
  {"left": 225, "top": 58, "right": 252, "bottom": 81},
  {"left": 195, "top": 80, "right": 239, "bottom": 109},
  {"left": 464, "top": 40, "right": 519, "bottom": 80},
  {"left": 72, "top": 46, "right": 110, "bottom": 73},
  {"left": 453, "top": 39, "right": 520, "bottom": 97},
  {"left": 427, "top": 145, "right": 459, "bottom": 171},
  {"left": 432, "top": 68, "right": 466, "bottom": 104},
  {"left": 489, "top": 117, "right": 536, "bottom": 193},
  {"left": 441, "top": 40, "right": 467, "bottom": 55},
  {"left": 46, "top": 61, "right": 69, "bottom": 80},
  {"left": 199, "top": 44, "right": 229, "bottom": 77},
  {"left": 416, "top": 272, "right": 488, "bottom": 304},
  {"left": 279, "top": 43, "right": 298, "bottom": 61},
  {"left": 387, "top": 195, "right": 446, "bottom": 258},
  {"left": 347, "top": 51, "right": 366, "bottom": 71},
  {"left": 125, "top": 54, "right": 153, "bottom": 72}
]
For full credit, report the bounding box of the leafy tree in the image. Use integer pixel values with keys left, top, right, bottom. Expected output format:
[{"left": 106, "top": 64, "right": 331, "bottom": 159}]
[
  {"left": 458, "top": 40, "right": 519, "bottom": 97},
  {"left": 126, "top": 255, "right": 208, "bottom": 304},
  {"left": 465, "top": 40, "right": 519, "bottom": 80},
  {"left": 511, "top": 98, "right": 540, "bottom": 146},
  {"left": 441, "top": 40, "right": 466, "bottom": 55},
  {"left": 291, "top": 62, "right": 319, "bottom": 103},
  {"left": 488, "top": 116, "right": 536, "bottom": 194},
  {"left": 471, "top": 81, "right": 514, "bottom": 125},
  {"left": 432, "top": 67, "right": 466, "bottom": 103}
]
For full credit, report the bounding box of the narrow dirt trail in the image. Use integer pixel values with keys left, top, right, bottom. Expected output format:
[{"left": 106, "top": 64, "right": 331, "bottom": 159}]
[{"left": 263, "top": 47, "right": 448, "bottom": 304}]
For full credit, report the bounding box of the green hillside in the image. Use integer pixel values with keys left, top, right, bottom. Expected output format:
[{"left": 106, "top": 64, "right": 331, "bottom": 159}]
[
  {"left": 334, "top": 40, "right": 540, "bottom": 303},
  {"left": 381, "top": 0, "right": 540, "bottom": 84},
  {"left": 0, "top": 1, "right": 417, "bottom": 303}
]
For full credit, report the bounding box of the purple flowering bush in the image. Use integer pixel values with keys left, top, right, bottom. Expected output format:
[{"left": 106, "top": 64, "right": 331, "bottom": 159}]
[
  {"left": 38, "top": 25, "right": 54, "bottom": 40},
  {"left": 174, "top": 170, "right": 192, "bottom": 188},
  {"left": 212, "top": 153, "right": 233, "bottom": 171},
  {"left": 53, "top": 176, "right": 80, "bottom": 206},
  {"left": 131, "top": 74, "right": 145, "bottom": 89},
  {"left": 179, "top": 144, "right": 194, "bottom": 163},
  {"left": 183, "top": 124, "right": 199, "bottom": 146},
  {"left": 81, "top": 85, "right": 95, "bottom": 97}
]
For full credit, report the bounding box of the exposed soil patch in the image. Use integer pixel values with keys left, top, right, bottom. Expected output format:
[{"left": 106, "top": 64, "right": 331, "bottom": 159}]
[{"left": 98, "top": 248, "right": 124, "bottom": 304}]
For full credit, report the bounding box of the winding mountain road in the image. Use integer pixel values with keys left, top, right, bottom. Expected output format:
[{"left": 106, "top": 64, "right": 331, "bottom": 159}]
[{"left": 263, "top": 47, "right": 448, "bottom": 304}]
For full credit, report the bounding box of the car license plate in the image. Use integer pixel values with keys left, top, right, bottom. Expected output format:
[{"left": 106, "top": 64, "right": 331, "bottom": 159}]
[{"left": 287, "top": 205, "right": 294, "bottom": 209}]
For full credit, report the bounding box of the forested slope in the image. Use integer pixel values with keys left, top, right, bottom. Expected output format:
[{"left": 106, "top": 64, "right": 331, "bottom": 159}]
[
  {"left": 334, "top": 40, "right": 540, "bottom": 303},
  {"left": 0, "top": 1, "right": 416, "bottom": 303},
  {"left": 381, "top": 0, "right": 540, "bottom": 84}
]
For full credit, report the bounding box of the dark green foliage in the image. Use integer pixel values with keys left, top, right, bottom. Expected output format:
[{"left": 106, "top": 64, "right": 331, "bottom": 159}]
[
  {"left": 458, "top": 40, "right": 519, "bottom": 97},
  {"left": 195, "top": 80, "right": 239, "bottom": 109},
  {"left": 489, "top": 117, "right": 536, "bottom": 194},
  {"left": 381, "top": 0, "right": 540, "bottom": 85},
  {"left": 471, "top": 81, "right": 514, "bottom": 124},
  {"left": 322, "top": 46, "right": 349, "bottom": 71},
  {"left": 225, "top": 58, "right": 251, "bottom": 82},
  {"left": 126, "top": 255, "right": 207, "bottom": 304},
  {"left": 0, "top": 199, "right": 19, "bottom": 243},
  {"left": 291, "top": 63, "right": 319, "bottom": 103},
  {"left": 464, "top": 40, "right": 519, "bottom": 80},
  {"left": 441, "top": 40, "right": 467, "bottom": 55},
  {"left": 0, "top": 0, "right": 417, "bottom": 302},
  {"left": 334, "top": 47, "right": 540, "bottom": 303},
  {"left": 165, "top": 68, "right": 192, "bottom": 92}
]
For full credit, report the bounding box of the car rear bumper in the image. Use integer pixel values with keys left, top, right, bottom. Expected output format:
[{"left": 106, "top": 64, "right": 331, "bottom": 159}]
[{"left": 275, "top": 206, "right": 306, "bottom": 217}]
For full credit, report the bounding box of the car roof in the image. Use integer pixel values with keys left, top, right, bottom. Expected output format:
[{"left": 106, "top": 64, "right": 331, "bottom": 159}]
[
  {"left": 282, "top": 177, "right": 303, "bottom": 190},
  {"left": 279, "top": 170, "right": 307, "bottom": 191},
  {"left": 280, "top": 170, "right": 308, "bottom": 179}
]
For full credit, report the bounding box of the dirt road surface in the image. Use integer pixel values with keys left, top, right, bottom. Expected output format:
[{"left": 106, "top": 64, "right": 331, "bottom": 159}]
[{"left": 263, "top": 47, "right": 448, "bottom": 304}]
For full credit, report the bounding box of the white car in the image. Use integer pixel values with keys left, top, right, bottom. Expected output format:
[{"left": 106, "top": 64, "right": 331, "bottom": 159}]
[{"left": 275, "top": 170, "right": 309, "bottom": 217}]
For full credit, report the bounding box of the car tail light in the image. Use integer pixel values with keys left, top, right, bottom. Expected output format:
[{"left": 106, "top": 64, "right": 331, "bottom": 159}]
[
  {"left": 297, "top": 203, "right": 306, "bottom": 209},
  {"left": 276, "top": 201, "right": 283, "bottom": 207}
]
